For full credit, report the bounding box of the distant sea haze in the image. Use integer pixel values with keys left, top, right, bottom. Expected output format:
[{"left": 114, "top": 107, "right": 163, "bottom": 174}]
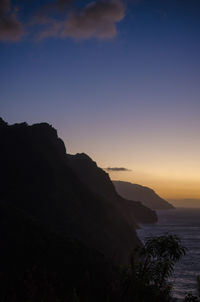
[{"left": 137, "top": 208, "right": 200, "bottom": 300}]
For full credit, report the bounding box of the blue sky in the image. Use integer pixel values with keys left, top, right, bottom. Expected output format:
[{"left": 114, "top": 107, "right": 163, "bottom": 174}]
[{"left": 1, "top": 0, "right": 200, "bottom": 198}]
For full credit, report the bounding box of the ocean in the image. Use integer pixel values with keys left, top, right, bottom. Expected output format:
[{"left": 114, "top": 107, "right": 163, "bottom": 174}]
[{"left": 137, "top": 208, "right": 200, "bottom": 300}]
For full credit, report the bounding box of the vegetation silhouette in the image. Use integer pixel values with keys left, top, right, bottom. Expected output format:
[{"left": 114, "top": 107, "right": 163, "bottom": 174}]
[{"left": 119, "top": 233, "right": 186, "bottom": 302}]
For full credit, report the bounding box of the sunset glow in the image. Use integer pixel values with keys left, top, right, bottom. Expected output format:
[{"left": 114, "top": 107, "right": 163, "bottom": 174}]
[{"left": 1, "top": 0, "right": 200, "bottom": 200}]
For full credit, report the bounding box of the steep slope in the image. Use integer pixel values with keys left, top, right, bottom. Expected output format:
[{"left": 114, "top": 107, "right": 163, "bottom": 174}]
[
  {"left": 0, "top": 200, "right": 116, "bottom": 302},
  {"left": 0, "top": 118, "right": 140, "bottom": 264},
  {"left": 67, "top": 153, "right": 157, "bottom": 224},
  {"left": 113, "top": 181, "right": 174, "bottom": 210}
]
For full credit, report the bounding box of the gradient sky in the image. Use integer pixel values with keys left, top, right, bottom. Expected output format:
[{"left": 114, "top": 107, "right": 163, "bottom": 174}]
[{"left": 1, "top": 0, "right": 200, "bottom": 199}]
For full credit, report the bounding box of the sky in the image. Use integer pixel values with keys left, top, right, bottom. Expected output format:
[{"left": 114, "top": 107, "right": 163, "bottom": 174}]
[{"left": 1, "top": 0, "right": 200, "bottom": 200}]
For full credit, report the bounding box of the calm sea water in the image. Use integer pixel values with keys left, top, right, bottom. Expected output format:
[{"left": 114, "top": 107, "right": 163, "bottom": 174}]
[{"left": 137, "top": 208, "right": 200, "bottom": 300}]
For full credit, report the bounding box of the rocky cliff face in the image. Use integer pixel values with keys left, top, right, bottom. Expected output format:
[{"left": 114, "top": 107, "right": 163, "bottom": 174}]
[
  {"left": 113, "top": 181, "right": 174, "bottom": 210},
  {"left": 67, "top": 153, "right": 158, "bottom": 225},
  {"left": 0, "top": 118, "right": 151, "bottom": 264}
]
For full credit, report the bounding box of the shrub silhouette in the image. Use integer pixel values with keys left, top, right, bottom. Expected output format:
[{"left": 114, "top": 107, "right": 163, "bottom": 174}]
[{"left": 120, "top": 233, "right": 186, "bottom": 302}]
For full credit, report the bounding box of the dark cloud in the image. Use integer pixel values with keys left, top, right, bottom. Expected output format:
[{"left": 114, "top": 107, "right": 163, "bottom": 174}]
[
  {"left": 0, "top": 0, "right": 24, "bottom": 41},
  {"left": 37, "top": 0, "right": 73, "bottom": 16},
  {"left": 0, "top": 0, "right": 126, "bottom": 42},
  {"left": 104, "top": 167, "right": 131, "bottom": 172},
  {"left": 26, "top": 0, "right": 72, "bottom": 40},
  {"left": 61, "top": 0, "right": 125, "bottom": 39},
  {"left": 54, "top": 0, "right": 74, "bottom": 10},
  {"left": 0, "top": 0, "right": 10, "bottom": 14},
  {"left": 33, "top": 0, "right": 125, "bottom": 40}
]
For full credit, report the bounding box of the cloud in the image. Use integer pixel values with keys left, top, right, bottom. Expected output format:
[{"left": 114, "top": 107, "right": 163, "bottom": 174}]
[
  {"left": 61, "top": 0, "right": 125, "bottom": 40},
  {"left": 36, "top": 0, "right": 73, "bottom": 16},
  {"left": 31, "top": 16, "right": 63, "bottom": 40},
  {"left": 0, "top": 0, "right": 10, "bottom": 14},
  {"left": 0, "top": 0, "right": 126, "bottom": 42},
  {"left": 104, "top": 167, "right": 131, "bottom": 172},
  {"left": 34, "top": 0, "right": 125, "bottom": 40},
  {"left": 0, "top": 0, "right": 24, "bottom": 41},
  {"left": 29, "top": 0, "right": 72, "bottom": 40}
]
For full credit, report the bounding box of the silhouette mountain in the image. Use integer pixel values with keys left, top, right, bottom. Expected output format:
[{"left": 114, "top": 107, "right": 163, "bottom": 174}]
[
  {"left": 0, "top": 118, "right": 156, "bottom": 265},
  {"left": 113, "top": 181, "right": 174, "bottom": 210},
  {"left": 68, "top": 153, "right": 157, "bottom": 224}
]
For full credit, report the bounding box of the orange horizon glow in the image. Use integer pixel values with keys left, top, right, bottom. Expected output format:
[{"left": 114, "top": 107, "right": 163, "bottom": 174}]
[
  {"left": 65, "top": 131, "right": 200, "bottom": 200},
  {"left": 110, "top": 173, "right": 200, "bottom": 200}
]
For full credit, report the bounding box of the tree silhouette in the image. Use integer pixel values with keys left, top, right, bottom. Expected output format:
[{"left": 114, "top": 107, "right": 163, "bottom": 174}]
[{"left": 121, "top": 233, "right": 186, "bottom": 302}]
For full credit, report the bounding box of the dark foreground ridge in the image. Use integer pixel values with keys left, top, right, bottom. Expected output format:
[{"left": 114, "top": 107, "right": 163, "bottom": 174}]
[
  {"left": 0, "top": 200, "right": 116, "bottom": 301},
  {"left": 113, "top": 180, "right": 174, "bottom": 210},
  {"left": 0, "top": 118, "right": 156, "bottom": 263},
  {"left": 0, "top": 117, "right": 158, "bottom": 301}
]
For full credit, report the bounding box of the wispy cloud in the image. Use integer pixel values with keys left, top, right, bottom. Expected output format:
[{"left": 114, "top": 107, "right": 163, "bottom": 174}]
[{"left": 104, "top": 167, "right": 131, "bottom": 172}]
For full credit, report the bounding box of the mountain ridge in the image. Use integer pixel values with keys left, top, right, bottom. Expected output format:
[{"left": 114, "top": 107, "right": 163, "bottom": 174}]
[
  {"left": 0, "top": 118, "right": 156, "bottom": 265},
  {"left": 67, "top": 153, "right": 157, "bottom": 225},
  {"left": 113, "top": 180, "right": 174, "bottom": 210}
]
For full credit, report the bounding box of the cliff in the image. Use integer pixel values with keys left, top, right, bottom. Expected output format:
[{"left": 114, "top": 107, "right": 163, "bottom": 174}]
[
  {"left": 113, "top": 181, "right": 174, "bottom": 210},
  {"left": 0, "top": 200, "right": 116, "bottom": 301},
  {"left": 0, "top": 118, "right": 146, "bottom": 265},
  {"left": 67, "top": 153, "right": 157, "bottom": 224}
]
